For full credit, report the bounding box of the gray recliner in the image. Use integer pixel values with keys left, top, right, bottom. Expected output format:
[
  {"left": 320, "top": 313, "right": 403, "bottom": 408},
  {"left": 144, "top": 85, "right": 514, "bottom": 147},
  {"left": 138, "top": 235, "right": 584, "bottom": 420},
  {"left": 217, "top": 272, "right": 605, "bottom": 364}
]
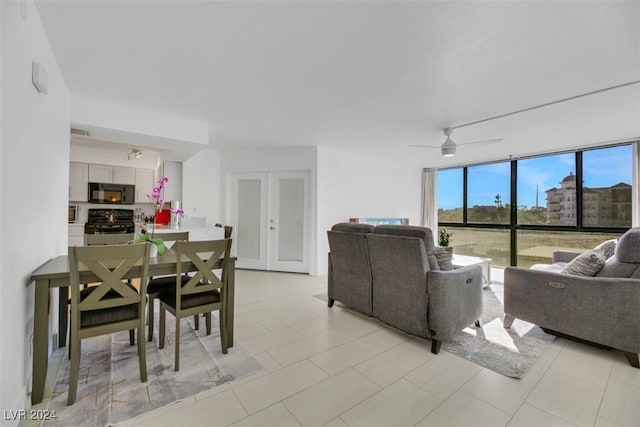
[
  {"left": 504, "top": 227, "right": 640, "bottom": 368},
  {"left": 366, "top": 225, "right": 483, "bottom": 354},
  {"left": 327, "top": 223, "right": 375, "bottom": 315}
]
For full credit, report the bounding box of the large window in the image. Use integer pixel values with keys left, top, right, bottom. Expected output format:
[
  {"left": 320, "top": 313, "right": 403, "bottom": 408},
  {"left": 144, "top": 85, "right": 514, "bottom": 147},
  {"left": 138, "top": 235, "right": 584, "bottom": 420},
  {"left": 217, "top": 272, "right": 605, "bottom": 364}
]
[
  {"left": 468, "top": 162, "right": 510, "bottom": 224},
  {"left": 437, "top": 168, "right": 463, "bottom": 223},
  {"left": 437, "top": 143, "right": 634, "bottom": 267},
  {"left": 517, "top": 152, "right": 575, "bottom": 226}
]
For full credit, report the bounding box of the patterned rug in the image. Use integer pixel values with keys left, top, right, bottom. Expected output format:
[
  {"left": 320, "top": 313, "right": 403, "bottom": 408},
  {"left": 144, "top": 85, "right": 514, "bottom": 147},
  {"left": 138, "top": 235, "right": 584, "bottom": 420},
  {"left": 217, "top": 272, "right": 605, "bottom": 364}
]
[
  {"left": 316, "top": 284, "right": 554, "bottom": 378},
  {"left": 44, "top": 313, "right": 262, "bottom": 427},
  {"left": 441, "top": 284, "right": 555, "bottom": 378}
]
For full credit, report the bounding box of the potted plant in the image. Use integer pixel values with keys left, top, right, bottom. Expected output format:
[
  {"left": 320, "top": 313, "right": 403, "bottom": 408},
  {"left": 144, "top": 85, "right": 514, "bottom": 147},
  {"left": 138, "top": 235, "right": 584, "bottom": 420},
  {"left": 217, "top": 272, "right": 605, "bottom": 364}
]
[
  {"left": 438, "top": 228, "right": 452, "bottom": 247},
  {"left": 130, "top": 176, "right": 184, "bottom": 256}
]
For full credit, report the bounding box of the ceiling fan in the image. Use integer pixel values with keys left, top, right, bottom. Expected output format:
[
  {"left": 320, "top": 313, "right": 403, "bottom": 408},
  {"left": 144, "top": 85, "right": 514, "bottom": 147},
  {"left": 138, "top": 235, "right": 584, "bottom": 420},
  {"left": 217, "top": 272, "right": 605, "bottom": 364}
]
[{"left": 410, "top": 128, "right": 502, "bottom": 157}]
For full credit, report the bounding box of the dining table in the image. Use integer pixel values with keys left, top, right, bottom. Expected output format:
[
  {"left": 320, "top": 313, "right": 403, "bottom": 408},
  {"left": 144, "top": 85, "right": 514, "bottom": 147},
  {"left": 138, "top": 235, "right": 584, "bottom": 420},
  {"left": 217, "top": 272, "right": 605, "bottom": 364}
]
[{"left": 29, "top": 248, "right": 236, "bottom": 405}]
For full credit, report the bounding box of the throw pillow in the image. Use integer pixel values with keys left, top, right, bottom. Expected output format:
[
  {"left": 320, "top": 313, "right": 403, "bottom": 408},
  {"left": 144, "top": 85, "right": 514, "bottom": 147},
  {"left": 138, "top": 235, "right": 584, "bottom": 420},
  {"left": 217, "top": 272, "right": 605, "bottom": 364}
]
[
  {"left": 561, "top": 249, "right": 606, "bottom": 276},
  {"left": 434, "top": 246, "right": 454, "bottom": 271},
  {"left": 593, "top": 239, "right": 617, "bottom": 259}
]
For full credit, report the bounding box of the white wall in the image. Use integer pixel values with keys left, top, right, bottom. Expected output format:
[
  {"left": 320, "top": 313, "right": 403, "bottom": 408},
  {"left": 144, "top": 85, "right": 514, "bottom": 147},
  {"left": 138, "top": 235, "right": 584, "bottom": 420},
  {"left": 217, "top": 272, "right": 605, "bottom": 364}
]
[
  {"left": 1, "top": 0, "right": 70, "bottom": 421},
  {"left": 182, "top": 148, "right": 222, "bottom": 225},
  {"left": 316, "top": 145, "right": 426, "bottom": 274}
]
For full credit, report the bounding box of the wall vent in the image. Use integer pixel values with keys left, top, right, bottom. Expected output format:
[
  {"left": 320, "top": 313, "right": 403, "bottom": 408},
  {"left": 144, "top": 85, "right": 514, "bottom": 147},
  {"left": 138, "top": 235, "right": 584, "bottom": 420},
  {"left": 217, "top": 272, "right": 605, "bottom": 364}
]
[{"left": 70, "top": 128, "right": 90, "bottom": 136}]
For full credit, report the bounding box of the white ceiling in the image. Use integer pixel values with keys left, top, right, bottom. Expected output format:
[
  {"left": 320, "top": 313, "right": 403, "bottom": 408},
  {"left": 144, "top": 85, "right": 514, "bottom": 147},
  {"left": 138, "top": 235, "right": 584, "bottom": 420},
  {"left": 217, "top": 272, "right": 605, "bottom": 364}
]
[{"left": 36, "top": 1, "right": 640, "bottom": 164}]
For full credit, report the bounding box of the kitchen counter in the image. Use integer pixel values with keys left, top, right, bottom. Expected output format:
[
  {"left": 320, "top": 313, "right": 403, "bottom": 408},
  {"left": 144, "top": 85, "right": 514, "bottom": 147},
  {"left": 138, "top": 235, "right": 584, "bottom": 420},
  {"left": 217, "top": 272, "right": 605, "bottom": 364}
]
[{"left": 140, "top": 223, "right": 225, "bottom": 241}]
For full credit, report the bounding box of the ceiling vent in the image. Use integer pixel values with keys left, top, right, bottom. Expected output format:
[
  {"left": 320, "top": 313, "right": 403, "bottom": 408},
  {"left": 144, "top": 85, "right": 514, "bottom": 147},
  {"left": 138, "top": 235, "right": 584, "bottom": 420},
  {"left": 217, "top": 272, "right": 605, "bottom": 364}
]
[{"left": 70, "top": 128, "right": 90, "bottom": 136}]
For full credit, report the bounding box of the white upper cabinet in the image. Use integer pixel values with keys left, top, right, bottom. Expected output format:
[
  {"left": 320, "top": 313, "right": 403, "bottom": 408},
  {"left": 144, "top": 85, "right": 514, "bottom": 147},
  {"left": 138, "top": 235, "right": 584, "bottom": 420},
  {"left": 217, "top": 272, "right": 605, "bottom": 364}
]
[
  {"left": 69, "top": 162, "right": 89, "bottom": 202},
  {"left": 135, "top": 168, "right": 155, "bottom": 203},
  {"left": 112, "top": 166, "right": 135, "bottom": 184},
  {"left": 88, "top": 164, "right": 112, "bottom": 183},
  {"left": 88, "top": 164, "right": 135, "bottom": 184}
]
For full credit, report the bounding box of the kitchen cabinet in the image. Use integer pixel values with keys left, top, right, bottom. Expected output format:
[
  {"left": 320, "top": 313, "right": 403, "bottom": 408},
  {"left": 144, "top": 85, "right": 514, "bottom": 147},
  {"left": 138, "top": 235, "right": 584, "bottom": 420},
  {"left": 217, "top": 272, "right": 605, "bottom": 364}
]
[
  {"left": 88, "top": 164, "right": 112, "bottom": 183},
  {"left": 88, "top": 164, "right": 135, "bottom": 184},
  {"left": 112, "top": 166, "right": 135, "bottom": 184},
  {"left": 69, "top": 162, "right": 89, "bottom": 202},
  {"left": 135, "top": 168, "right": 155, "bottom": 203}
]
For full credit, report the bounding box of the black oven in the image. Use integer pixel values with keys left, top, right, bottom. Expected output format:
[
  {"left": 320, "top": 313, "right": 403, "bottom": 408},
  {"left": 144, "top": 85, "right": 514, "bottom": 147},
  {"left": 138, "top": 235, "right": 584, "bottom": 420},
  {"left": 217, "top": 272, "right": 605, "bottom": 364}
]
[{"left": 88, "top": 182, "right": 135, "bottom": 204}]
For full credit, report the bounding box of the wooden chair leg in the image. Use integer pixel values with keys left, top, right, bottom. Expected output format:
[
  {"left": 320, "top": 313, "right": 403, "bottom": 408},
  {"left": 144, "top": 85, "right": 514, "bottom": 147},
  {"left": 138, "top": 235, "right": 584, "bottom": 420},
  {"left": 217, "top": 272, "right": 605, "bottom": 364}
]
[
  {"left": 220, "top": 306, "right": 228, "bottom": 354},
  {"left": 159, "top": 303, "right": 166, "bottom": 349},
  {"left": 129, "top": 329, "right": 135, "bottom": 345},
  {"left": 205, "top": 313, "right": 212, "bottom": 335},
  {"left": 193, "top": 314, "right": 199, "bottom": 330},
  {"left": 147, "top": 294, "right": 156, "bottom": 342},
  {"left": 174, "top": 317, "right": 181, "bottom": 371},
  {"left": 137, "top": 326, "right": 147, "bottom": 382},
  {"left": 67, "top": 338, "right": 81, "bottom": 405}
]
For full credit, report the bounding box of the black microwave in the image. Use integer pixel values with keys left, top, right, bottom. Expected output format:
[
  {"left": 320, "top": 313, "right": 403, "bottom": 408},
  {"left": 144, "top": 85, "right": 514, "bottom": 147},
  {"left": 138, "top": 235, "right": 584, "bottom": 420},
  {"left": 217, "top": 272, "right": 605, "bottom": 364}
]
[{"left": 88, "top": 182, "right": 135, "bottom": 204}]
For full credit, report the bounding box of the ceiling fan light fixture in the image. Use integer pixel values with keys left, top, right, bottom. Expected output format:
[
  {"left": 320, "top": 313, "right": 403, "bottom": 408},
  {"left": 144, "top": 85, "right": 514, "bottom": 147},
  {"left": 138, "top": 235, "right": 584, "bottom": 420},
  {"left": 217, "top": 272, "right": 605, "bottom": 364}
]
[
  {"left": 441, "top": 135, "right": 456, "bottom": 157},
  {"left": 128, "top": 149, "right": 143, "bottom": 160}
]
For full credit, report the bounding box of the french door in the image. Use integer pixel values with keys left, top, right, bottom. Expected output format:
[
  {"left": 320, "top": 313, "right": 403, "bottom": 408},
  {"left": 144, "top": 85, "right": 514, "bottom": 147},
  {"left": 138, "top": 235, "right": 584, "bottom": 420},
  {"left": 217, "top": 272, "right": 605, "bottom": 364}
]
[{"left": 229, "top": 171, "right": 311, "bottom": 273}]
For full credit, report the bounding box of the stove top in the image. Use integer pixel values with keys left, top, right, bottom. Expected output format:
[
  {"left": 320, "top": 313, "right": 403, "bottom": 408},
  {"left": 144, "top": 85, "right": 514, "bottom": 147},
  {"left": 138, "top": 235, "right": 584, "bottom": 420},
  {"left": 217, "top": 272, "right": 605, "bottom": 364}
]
[{"left": 85, "top": 209, "right": 135, "bottom": 234}]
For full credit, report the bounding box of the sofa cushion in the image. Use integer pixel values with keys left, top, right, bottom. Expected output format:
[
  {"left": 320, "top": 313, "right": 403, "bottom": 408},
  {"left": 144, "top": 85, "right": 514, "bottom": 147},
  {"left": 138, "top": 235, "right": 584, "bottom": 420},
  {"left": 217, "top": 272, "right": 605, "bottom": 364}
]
[
  {"left": 331, "top": 223, "right": 375, "bottom": 234},
  {"left": 433, "top": 246, "right": 453, "bottom": 271},
  {"left": 561, "top": 249, "right": 606, "bottom": 276},
  {"left": 371, "top": 225, "right": 438, "bottom": 270},
  {"left": 614, "top": 227, "right": 640, "bottom": 264},
  {"left": 593, "top": 239, "right": 617, "bottom": 259}
]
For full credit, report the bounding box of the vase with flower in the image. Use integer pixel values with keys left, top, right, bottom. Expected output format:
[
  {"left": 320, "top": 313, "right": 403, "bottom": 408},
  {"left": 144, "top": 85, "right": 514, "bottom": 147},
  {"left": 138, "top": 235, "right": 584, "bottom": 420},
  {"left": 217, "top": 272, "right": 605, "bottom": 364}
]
[{"left": 130, "top": 176, "right": 184, "bottom": 256}]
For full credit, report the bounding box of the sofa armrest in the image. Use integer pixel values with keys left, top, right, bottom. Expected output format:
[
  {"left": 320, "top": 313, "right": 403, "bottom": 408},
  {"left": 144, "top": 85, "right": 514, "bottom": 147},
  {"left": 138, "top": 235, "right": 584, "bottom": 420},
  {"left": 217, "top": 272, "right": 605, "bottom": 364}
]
[
  {"left": 427, "top": 265, "right": 483, "bottom": 340},
  {"left": 552, "top": 250, "right": 581, "bottom": 263},
  {"left": 504, "top": 267, "right": 640, "bottom": 352}
]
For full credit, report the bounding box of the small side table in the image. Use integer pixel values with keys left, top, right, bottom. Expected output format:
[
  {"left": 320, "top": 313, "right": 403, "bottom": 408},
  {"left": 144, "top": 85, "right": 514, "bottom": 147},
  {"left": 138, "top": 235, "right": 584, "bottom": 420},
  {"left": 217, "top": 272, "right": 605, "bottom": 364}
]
[{"left": 452, "top": 254, "right": 493, "bottom": 289}]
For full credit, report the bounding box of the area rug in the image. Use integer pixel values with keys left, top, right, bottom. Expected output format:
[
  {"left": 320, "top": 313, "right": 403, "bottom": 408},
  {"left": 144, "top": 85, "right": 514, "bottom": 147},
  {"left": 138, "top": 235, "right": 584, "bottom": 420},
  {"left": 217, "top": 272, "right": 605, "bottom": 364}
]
[
  {"left": 316, "top": 284, "right": 554, "bottom": 379},
  {"left": 440, "top": 284, "right": 555, "bottom": 378},
  {"left": 44, "top": 314, "right": 262, "bottom": 427}
]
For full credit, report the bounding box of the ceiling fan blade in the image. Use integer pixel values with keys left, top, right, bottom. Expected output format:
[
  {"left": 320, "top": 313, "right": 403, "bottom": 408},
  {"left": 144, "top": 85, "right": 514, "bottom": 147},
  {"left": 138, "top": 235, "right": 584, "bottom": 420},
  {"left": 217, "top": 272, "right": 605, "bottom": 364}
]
[
  {"left": 408, "top": 144, "right": 440, "bottom": 149},
  {"left": 457, "top": 138, "right": 503, "bottom": 146}
]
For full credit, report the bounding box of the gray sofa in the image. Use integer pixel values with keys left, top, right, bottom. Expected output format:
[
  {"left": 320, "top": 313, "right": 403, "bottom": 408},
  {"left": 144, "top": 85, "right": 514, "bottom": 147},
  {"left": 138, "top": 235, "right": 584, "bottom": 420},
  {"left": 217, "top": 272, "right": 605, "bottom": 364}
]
[
  {"left": 327, "top": 223, "right": 483, "bottom": 354},
  {"left": 504, "top": 227, "right": 640, "bottom": 368}
]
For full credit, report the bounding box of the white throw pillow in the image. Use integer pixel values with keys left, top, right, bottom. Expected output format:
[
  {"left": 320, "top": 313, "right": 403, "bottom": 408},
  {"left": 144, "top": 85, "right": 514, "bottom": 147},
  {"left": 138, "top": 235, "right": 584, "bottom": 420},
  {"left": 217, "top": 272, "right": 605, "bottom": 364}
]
[
  {"left": 561, "top": 250, "right": 606, "bottom": 276},
  {"left": 593, "top": 239, "right": 617, "bottom": 259}
]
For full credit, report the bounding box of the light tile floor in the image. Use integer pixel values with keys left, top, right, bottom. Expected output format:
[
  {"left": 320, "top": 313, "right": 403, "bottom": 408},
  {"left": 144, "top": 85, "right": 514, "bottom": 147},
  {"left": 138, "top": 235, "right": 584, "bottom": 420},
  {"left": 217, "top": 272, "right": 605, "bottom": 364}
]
[{"left": 26, "top": 269, "right": 640, "bottom": 427}]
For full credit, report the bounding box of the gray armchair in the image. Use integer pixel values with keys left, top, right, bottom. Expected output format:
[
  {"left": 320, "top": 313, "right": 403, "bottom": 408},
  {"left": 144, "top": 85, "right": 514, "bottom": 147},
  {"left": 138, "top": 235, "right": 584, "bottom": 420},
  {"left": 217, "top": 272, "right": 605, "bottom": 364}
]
[
  {"left": 504, "top": 227, "right": 640, "bottom": 368},
  {"left": 327, "top": 223, "right": 375, "bottom": 315},
  {"left": 366, "top": 225, "right": 483, "bottom": 354}
]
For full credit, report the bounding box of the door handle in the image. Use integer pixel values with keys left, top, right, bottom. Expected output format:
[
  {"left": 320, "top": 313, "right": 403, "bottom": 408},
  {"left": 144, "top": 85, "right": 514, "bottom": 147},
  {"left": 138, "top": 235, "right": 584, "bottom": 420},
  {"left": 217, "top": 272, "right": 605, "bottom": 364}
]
[{"left": 270, "top": 226, "right": 276, "bottom": 230}]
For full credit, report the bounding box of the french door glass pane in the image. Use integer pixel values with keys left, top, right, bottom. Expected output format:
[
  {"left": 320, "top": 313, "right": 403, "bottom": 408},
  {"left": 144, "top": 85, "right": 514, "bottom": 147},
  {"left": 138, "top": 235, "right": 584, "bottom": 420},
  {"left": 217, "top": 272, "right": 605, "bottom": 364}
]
[
  {"left": 277, "top": 178, "right": 304, "bottom": 262},
  {"left": 467, "top": 162, "right": 510, "bottom": 224},
  {"left": 437, "top": 168, "right": 463, "bottom": 222},
  {"left": 517, "top": 152, "right": 575, "bottom": 226},
  {"left": 237, "top": 180, "right": 261, "bottom": 260},
  {"left": 582, "top": 145, "right": 632, "bottom": 227}
]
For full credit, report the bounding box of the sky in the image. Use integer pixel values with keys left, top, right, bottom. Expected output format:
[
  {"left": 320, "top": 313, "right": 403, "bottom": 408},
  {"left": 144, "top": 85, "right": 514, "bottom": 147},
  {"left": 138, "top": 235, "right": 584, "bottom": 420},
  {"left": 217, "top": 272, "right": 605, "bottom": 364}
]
[{"left": 437, "top": 144, "right": 632, "bottom": 210}]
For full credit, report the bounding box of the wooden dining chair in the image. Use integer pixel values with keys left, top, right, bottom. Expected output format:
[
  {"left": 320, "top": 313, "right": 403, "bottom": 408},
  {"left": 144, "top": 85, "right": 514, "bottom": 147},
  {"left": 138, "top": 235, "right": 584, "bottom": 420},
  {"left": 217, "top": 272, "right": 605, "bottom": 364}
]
[
  {"left": 158, "top": 239, "right": 232, "bottom": 371},
  {"left": 146, "top": 231, "right": 189, "bottom": 341},
  {"left": 67, "top": 242, "right": 150, "bottom": 405}
]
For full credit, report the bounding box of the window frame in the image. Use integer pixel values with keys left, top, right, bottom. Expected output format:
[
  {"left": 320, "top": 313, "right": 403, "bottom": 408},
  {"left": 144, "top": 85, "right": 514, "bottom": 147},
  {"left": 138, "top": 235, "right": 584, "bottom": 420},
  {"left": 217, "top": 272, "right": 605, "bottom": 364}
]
[{"left": 436, "top": 142, "right": 634, "bottom": 266}]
